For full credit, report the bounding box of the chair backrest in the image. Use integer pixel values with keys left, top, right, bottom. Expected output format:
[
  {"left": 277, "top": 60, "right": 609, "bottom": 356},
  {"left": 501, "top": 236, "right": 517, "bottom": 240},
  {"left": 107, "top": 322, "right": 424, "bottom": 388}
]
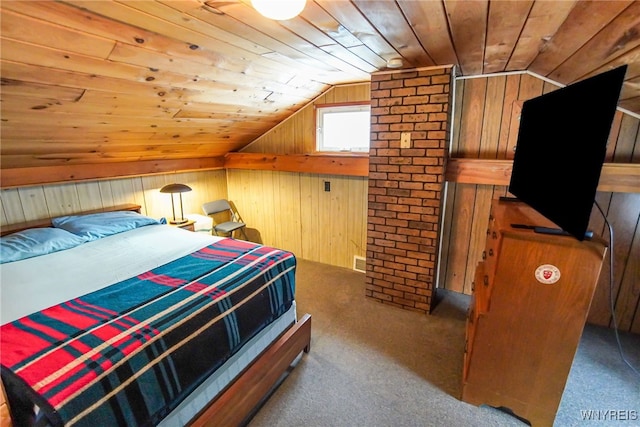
[
  {"left": 202, "top": 199, "right": 231, "bottom": 216},
  {"left": 202, "top": 199, "right": 244, "bottom": 225},
  {"left": 202, "top": 199, "right": 247, "bottom": 238}
]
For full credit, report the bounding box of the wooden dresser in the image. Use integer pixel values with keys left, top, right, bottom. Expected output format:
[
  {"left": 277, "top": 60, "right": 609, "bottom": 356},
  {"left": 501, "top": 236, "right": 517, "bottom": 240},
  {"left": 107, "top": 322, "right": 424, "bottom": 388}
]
[
  {"left": 0, "top": 380, "right": 11, "bottom": 427},
  {"left": 462, "top": 199, "right": 607, "bottom": 426}
]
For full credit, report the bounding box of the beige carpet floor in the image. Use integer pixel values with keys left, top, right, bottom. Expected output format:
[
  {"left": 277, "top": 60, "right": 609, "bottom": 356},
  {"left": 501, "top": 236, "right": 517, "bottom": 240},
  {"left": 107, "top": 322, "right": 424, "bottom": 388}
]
[{"left": 247, "top": 259, "right": 640, "bottom": 427}]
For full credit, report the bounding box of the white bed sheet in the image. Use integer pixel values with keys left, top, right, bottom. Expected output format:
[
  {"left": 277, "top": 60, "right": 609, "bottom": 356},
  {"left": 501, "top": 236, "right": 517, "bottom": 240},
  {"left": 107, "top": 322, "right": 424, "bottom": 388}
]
[
  {"left": 0, "top": 224, "right": 298, "bottom": 425},
  {"left": 0, "top": 224, "right": 220, "bottom": 324}
]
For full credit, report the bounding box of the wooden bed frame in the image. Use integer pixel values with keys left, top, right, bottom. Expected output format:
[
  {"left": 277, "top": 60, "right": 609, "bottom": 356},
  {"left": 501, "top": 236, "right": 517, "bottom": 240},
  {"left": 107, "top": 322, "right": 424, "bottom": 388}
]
[{"left": 0, "top": 204, "right": 312, "bottom": 427}]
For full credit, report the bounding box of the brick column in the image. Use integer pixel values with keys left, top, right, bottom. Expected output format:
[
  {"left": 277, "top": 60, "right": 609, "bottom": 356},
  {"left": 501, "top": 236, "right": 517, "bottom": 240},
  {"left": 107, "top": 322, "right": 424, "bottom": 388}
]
[{"left": 365, "top": 66, "right": 452, "bottom": 313}]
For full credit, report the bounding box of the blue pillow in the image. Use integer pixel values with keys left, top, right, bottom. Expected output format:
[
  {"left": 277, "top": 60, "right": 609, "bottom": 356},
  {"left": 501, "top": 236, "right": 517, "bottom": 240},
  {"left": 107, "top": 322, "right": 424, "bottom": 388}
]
[
  {"left": 52, "top": 210, "right": 160, "bottom": 241},
  {"left": 0, "top": 227, "right": 88, "bottom": 263}
]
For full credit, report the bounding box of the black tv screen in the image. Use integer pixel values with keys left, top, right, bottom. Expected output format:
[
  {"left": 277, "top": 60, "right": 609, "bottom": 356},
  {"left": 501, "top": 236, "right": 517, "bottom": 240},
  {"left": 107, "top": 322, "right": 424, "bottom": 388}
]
[{"left": 508, "top": 65, "right": 627, "bottom": 241}]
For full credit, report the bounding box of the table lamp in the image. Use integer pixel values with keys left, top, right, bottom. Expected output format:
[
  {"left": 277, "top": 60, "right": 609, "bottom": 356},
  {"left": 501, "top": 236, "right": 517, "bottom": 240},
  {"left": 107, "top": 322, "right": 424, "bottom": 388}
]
[{"left": 160, "top": 183, "right": 192, "bottom": 224}]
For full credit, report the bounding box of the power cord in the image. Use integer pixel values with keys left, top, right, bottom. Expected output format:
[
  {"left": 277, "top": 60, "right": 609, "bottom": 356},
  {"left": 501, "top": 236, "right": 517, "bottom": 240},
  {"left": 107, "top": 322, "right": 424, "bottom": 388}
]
[{"left": 594, "top": 200, "right": 640, "bottom": 378}]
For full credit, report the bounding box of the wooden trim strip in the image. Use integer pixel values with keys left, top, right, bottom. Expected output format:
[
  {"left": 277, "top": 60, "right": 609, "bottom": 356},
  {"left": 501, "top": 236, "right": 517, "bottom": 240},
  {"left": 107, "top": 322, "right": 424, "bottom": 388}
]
[
  {"left": 597, "top": 163, "right": 640, "bottom": 193},
  {"left": 2, "top": 155, "right": 637, "bottom": 193},
  {"left": 0, "top": 158, "right": 225, "bottom": 189},
  {"left": 444, "top": 158, "right": 640, "bottom": 193},
  {"left": 224, "top": 153, "right": 369, "bottom": 177},
  {"left": 444, "top": 158, "right": 513, "bottom": 185}
]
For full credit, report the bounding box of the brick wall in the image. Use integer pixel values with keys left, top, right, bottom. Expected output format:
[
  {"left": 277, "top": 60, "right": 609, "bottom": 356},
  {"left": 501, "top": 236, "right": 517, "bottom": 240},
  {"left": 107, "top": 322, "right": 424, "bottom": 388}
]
[{"left": 365, "top": 66, "right": 452, "bottom": 313}]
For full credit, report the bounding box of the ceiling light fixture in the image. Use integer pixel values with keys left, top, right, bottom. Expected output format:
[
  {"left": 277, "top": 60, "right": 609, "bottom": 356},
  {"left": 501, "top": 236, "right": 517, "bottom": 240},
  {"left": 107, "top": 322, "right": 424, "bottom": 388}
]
[
  {"left": 251, "top": 0, "right": 306, "bottom": 20},
  {"left": 387, "top": 58, "right": 404, "bottom": 69}
]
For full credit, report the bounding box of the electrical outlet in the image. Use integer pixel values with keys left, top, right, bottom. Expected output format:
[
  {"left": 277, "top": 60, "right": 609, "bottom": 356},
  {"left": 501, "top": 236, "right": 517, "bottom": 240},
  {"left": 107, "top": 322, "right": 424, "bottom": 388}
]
[
  {"left": 324, "top": 181, "right": 331, "bottom": 192},
  {"left": 401, "top": 132, "right": 411, "bottom": 148}
]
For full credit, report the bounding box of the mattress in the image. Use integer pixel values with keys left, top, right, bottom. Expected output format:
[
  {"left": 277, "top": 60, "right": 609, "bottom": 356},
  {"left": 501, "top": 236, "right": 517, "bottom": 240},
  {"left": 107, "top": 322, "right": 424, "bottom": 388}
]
[{"left": 0, "top": 224, "right": 297, "bottom": 426}]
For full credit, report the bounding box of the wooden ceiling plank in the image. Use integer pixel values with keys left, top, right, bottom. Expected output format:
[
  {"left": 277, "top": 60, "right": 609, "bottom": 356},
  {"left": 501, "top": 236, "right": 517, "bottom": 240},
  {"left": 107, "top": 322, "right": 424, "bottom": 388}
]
[
  {"left": 352, "top": 0, "right": 434, "bottom": 68},
  {"left": 0, "top": 58, "right": 296, "bottom": 119},
  {"left": 0, "top": 59, "right": 198, "bottom": 100},
  {"left": 507, "top": 0, "right": 577, "bottom": 71},
  {"left": 108, "top": 41, "right": 315, "bottom": 100},
  {"left": 0, "top": 0, "right": 306, "bottom": 99},
  {"left": 300, "top": 1, "right": 366, "bottom": 49},
  {"left": 483, "top": 0, "right": 533, "bottom": 74},
  {"left": 174, "top": 0, "right": 370, "bottom": 77},
  {"left": 59, "top": 0, "right": 338, "bottom": 95},
  {"left": 2, "top": 90, "right": 184, "bottom": 113},
  {"left": 167, "top": 101, "right": 287, "bottom": 117},
  {"left": 0, "top": 8, "right": 115, "bottom": 59},
  {"left": 1, "top": 39, "right": 309, "bottom": 116},
  {"left": 0, "top": 142, "right": 213, "bottom": 155},
  {"left": 6, "top": 0, "right": 324, "bottom": 92},
  {"left": 173, "top": 110, "right": 280, "bottom": 122},
  {"left": 314, "top": 0, "right": 399, "bottom": 61},
  {"left": 619, "top": 98, "right": 640, "bottom": 116},
  {"left": 0, "top": 80, "right": 85, "bottom": 102},
  {"left": 345, "top": 44, "right": 387, "bottom": 70},
  {"left": 548, "top": 2, "right": 640, "bottom": 84},
  {"left": 1, "top": 93, "right": 180, "bottom": 119},
  {"left": 119, "top": 0, "right": 337, "bottom": 85},
  {"left": 163, "top": 0, "right": 357, "bottom": 80},
  {"left": 1, "top": 38, "right": 155, "bottom": 83},
  {"left": 318, "top": 44, "right": 379, "bottom": 73},
  {"left": 275, "top": 6, "right": 382, "bottom": 71},
  {"left": 0, "top": 112, "right": 274, "bottom": 131},
  {"left": 0, "top": 0, "right": 639, "bottom": 171},
  {"left": 444, "top": 0, "right": 489, "bottom": 75},
  {"left": 75, "top": 90, "right": 187, "bottom": 110},
  {"left": 116, "top": 0, "right": 273, "bottom": 56},
  {"left": 4, "top": 0, "right": 243, "bottom": 58},
  {"left": 529, "top": 0, "right": 633, "bottom": 77},
  {"left": 397, "top": 0, "right": 458, "bottom": 66},
  {"left": 0, "top": 132, "right": 261, "bottom": 144}
]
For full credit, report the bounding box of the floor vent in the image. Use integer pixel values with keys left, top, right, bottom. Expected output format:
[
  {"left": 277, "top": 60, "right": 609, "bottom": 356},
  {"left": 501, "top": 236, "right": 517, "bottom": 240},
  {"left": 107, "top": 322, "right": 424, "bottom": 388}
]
[{"left": 353, "top": 256, "right": 366, "bottom": 273}]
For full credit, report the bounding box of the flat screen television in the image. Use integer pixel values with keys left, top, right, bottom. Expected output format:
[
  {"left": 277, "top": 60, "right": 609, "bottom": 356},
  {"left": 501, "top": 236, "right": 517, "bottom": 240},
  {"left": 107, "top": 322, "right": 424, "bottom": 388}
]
[{"left": 508, "top": 65, "right": 627, "bottom": 241}]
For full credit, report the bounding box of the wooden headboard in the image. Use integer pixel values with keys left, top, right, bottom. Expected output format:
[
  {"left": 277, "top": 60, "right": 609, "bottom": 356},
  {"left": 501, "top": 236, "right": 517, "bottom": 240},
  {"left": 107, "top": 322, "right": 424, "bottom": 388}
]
[{"left": 0, "top": 203, "right": 142, "bottom": 236}]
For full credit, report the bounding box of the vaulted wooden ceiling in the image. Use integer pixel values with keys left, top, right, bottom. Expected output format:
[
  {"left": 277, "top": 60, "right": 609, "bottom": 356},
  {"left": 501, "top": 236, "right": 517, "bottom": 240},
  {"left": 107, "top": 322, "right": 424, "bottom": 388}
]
[{"left": 1, "top": 0, "right": 639, "bottom": 170}]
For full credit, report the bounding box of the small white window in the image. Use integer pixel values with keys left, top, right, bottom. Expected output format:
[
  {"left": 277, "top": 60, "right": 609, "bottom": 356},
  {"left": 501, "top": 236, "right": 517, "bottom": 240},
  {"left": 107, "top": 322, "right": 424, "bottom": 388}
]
[{"left": 316, "top": 104, "right": 370, "bottom": 153}]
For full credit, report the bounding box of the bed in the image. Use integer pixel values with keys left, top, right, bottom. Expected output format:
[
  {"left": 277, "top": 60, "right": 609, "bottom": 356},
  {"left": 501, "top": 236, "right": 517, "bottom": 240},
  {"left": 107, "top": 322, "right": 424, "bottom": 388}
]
[{"left": 0, "top": 204, "right": 311, "bottom": 427}]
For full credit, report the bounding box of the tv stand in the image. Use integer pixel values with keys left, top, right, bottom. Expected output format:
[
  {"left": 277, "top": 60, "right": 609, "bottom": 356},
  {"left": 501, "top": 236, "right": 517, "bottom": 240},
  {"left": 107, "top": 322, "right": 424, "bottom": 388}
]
[{"left": 462, "top": 200, "right": 607, "bottom": 426}]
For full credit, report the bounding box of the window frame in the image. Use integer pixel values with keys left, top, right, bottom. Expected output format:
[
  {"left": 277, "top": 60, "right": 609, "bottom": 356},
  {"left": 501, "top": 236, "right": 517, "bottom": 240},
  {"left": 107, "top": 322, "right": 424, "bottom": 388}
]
[{"left": 314, "top": 102, "right": 371, "bottom": 154}]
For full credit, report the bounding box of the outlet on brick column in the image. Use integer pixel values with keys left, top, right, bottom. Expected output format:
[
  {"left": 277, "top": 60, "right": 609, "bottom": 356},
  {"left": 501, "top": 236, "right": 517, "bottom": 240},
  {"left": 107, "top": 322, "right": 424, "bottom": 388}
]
[{"left": 401, "top": 132, "right": 411, "bottom": 148}]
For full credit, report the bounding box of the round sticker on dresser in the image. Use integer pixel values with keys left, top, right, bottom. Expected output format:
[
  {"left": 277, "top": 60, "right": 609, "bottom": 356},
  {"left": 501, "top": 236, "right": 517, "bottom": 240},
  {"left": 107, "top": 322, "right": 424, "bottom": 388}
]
[{"left": 535, "top": 264, "right": 561, "bottom": 284}]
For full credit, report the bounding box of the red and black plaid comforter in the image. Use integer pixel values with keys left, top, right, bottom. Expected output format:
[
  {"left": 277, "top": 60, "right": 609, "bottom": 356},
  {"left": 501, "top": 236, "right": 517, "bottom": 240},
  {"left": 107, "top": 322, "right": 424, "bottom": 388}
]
[{"left": 0, "top": 238, "right": 296, "bottom": 427}]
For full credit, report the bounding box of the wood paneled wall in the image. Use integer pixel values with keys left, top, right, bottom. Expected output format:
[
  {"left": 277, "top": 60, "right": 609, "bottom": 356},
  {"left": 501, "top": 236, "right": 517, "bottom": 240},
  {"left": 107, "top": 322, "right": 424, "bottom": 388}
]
[
  {"left": 440, "top": 73, "right": 640, "bottom": 333},
  {"left": 227, "top": 170, "right": 367, "bottom": 269},
  {"left": 242, "top": 83, "right": 371, "bottom": 154},
  {"left": 0, "top": 170, "right": 228, "bottom": 225},
  {"left": 225, "top": 83, "right": 372, "bottom": 269}
]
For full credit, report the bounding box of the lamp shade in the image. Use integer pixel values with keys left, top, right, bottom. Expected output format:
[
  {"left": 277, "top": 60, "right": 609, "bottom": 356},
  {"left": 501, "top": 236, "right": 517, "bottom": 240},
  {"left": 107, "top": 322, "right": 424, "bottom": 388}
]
[
  {"left": 160, "top": 183, "right": 192, "bottom": 224},
  {"left": 160, "top": 183, "right": 192, "bottom": 194},
  {"left": 251, "top": 0, "right": 306, "bottom": 20}
]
